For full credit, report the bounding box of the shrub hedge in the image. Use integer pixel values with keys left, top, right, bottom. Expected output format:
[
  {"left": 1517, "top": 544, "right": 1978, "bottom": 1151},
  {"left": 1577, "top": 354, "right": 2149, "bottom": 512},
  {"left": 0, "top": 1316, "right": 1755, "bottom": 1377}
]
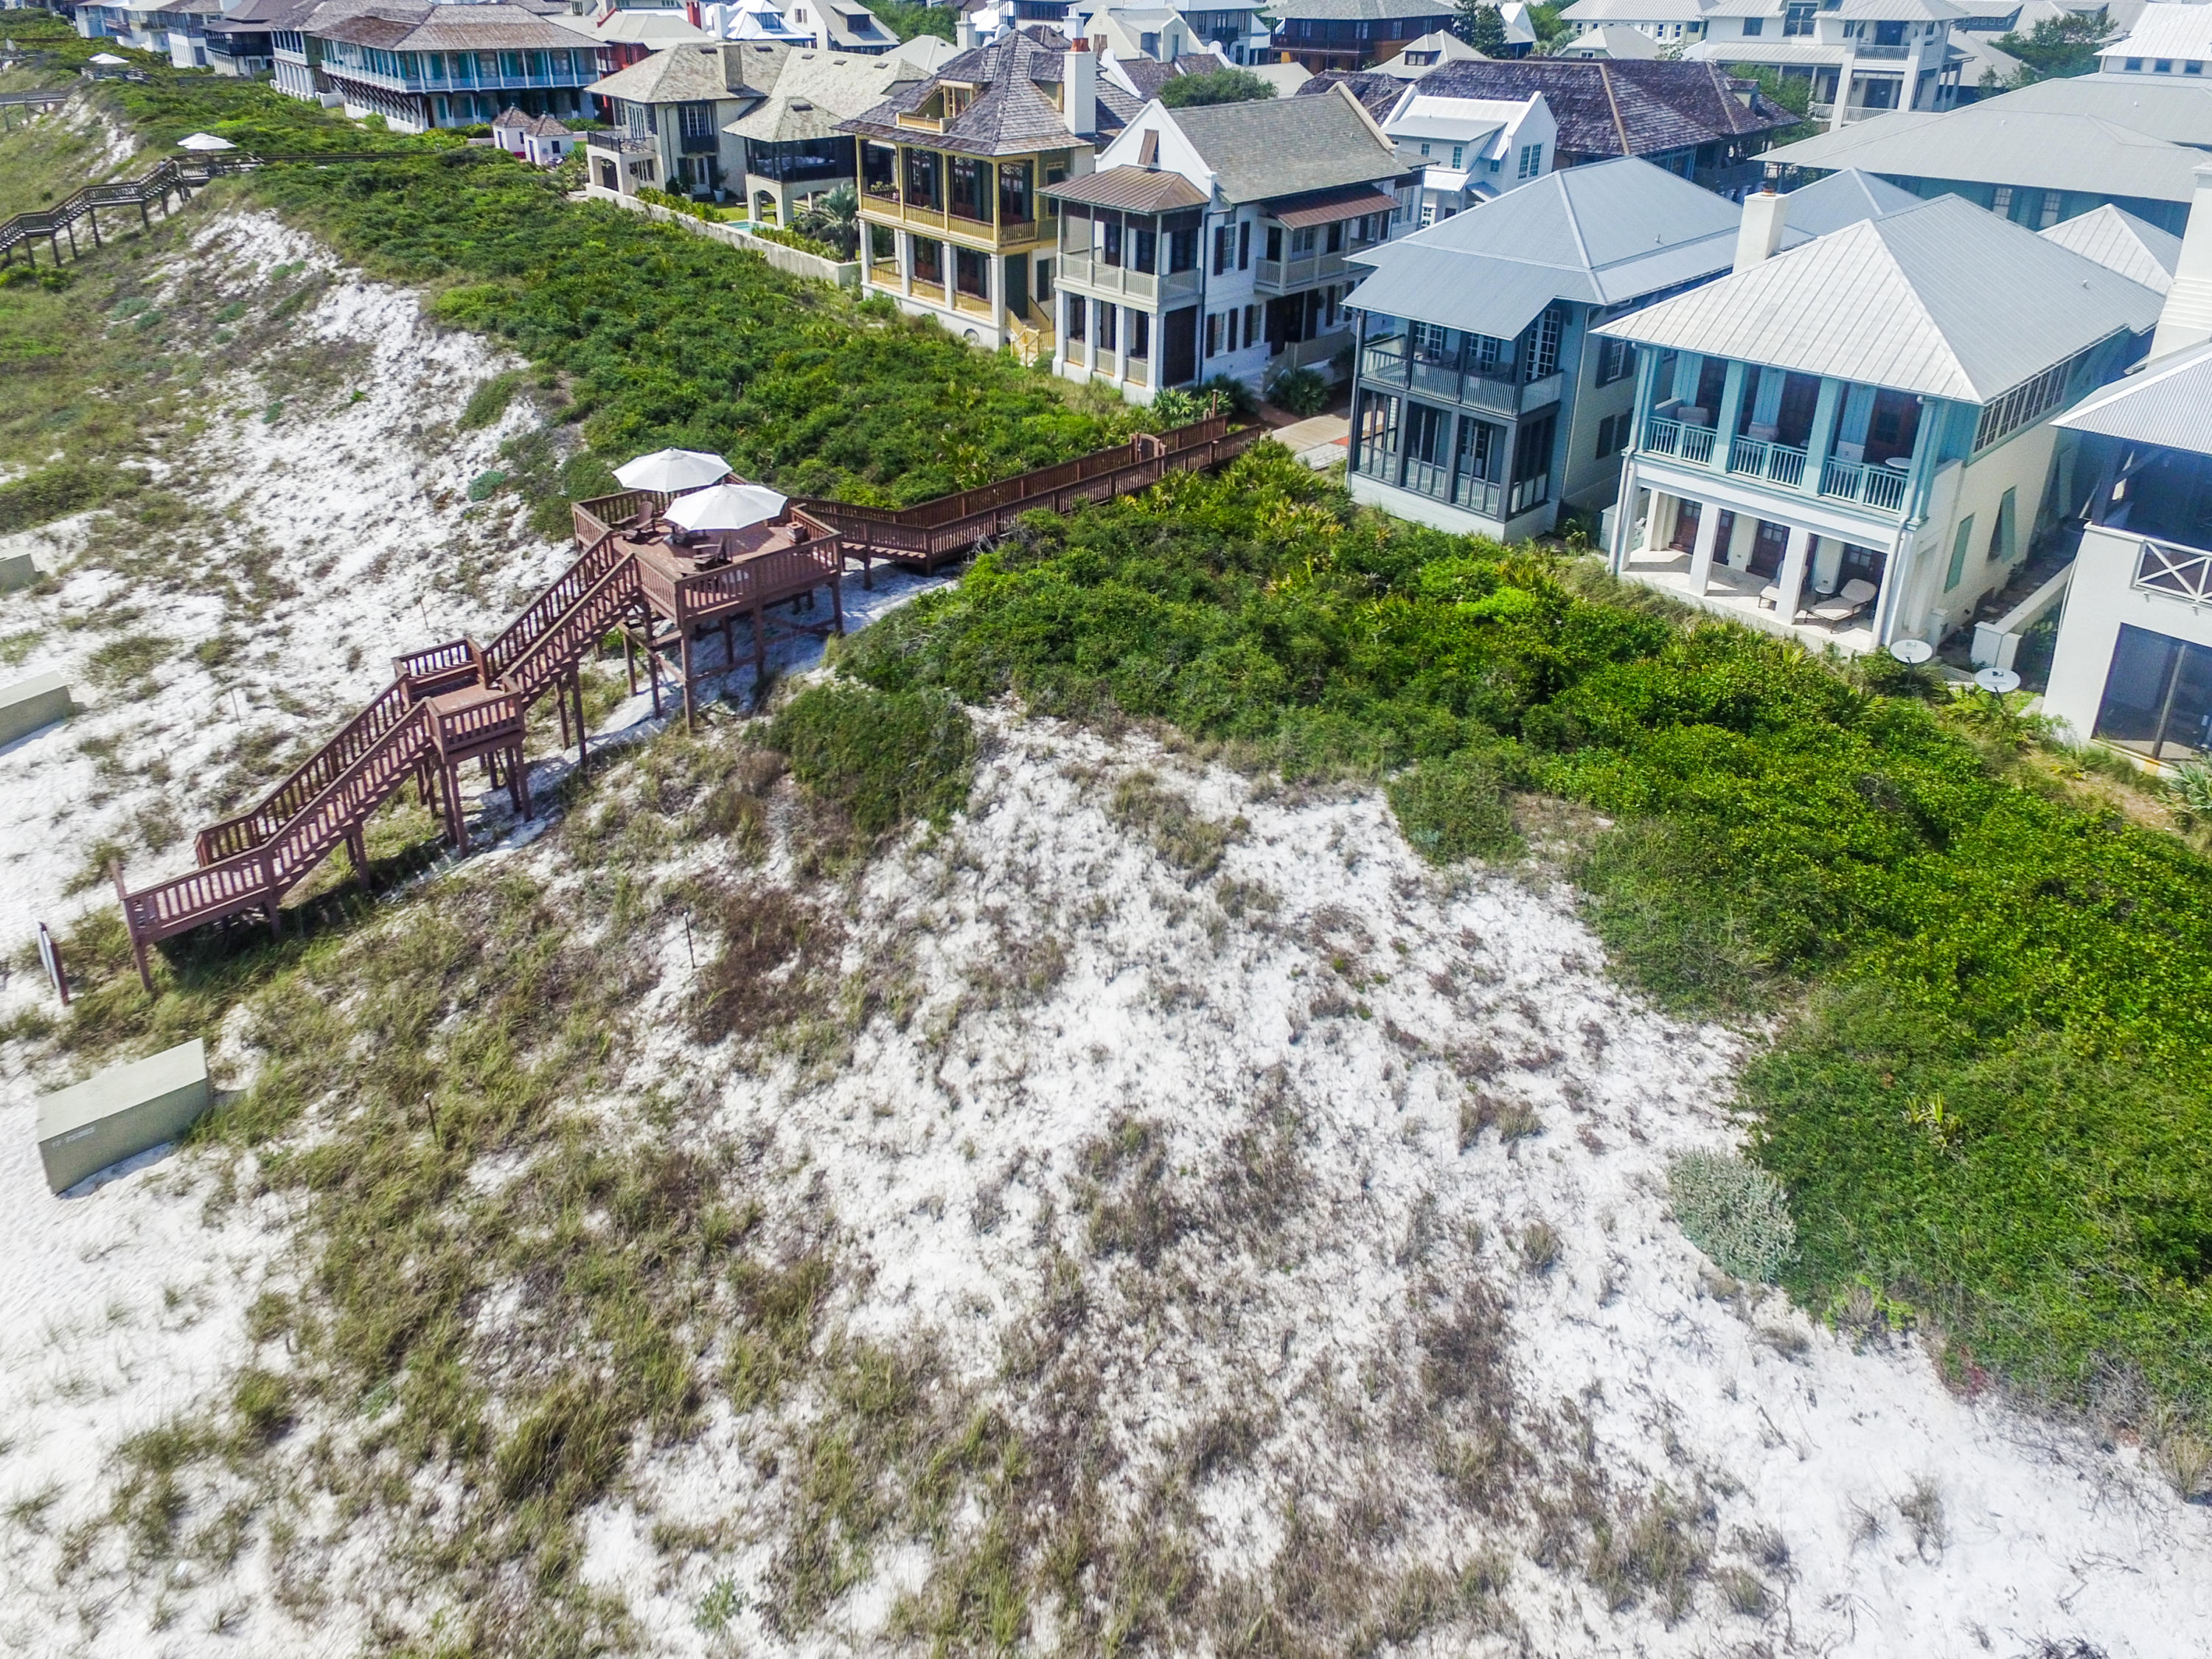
[{"left": 838, "top": 445, "right": 2212, "bottom": 1422}]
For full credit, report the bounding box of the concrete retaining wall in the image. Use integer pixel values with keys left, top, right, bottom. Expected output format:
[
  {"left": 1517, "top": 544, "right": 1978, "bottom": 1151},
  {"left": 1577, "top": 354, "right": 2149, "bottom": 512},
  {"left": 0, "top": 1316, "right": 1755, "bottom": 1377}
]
[
  {"left": 0, "top": 552, "right": 35, "bottom": 591},
  {"left": 37, "top": 1039, "right": 211, "bottom": 1193},
  {"left": 0, "top": 669, "right": 69, "bottom": 745}
]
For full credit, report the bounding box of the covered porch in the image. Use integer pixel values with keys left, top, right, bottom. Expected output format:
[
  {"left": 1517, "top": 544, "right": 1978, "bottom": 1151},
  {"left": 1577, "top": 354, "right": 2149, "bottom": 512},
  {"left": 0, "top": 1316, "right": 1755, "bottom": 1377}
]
[{"left": 1619, "top": 484, "right": 1896, "bottom": 655}]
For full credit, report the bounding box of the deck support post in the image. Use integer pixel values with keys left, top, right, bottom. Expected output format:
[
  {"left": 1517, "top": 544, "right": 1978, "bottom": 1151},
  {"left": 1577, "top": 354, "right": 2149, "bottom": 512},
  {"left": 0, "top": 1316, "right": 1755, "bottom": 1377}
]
[
  {"left": 345, "top": 827, "right": 369, "bottom": 883},
  {"left": 623, "top": 629, "right": 637, "bottom": 697},
  {"left": 678, "top": 630, "right": 695, "bottom": 728},
  {"left": 111, "top": 860, "right": 155, "bottom": 995},
  {"left": 831, "top": 568, "right": 844, "bottom": 637},
  {"left": 571, "top": 671, "right": 588, "bottom": 765},
  {"left": 507, "top": 744, "right": 532, "bottom": 821}
]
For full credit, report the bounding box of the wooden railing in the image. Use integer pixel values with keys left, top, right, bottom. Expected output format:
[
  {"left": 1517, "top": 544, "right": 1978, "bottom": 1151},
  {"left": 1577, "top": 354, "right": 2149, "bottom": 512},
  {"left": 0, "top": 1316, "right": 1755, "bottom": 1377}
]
[
  {"left": 486, "top": 528, "right": 632, "bottom": 683},
  {"left": 2, "top": 149, "right": 431, "bottom": 268},
  {"left": 500, "top": 555, "right": 642, "bottom": 703},
  {"left": 194, "top": 679, "right": 417, "bottom": 864}
]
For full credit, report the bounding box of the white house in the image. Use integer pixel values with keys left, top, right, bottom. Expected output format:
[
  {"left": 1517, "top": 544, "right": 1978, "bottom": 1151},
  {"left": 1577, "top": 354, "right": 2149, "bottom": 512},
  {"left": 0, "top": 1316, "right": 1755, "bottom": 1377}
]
[
  {"left": 1599, "top": 188, "right": 2161, "bottom": 653},
  {"left": 1678, "top": 0, "right": 1966, "bottom": 127},
  {"left": 703, "top": 0, "right": 813, "bottom": 47},
  {"left": 1048, "top": 83, "right": 1414, "bottom": 402},
  {"left": 2041, "top": 163, "right": 2212, "bottom": 765},
  {"left": 2098, "top": 3, "right": 2212, "bottom": 78},
  {"left": 1378, "top": 84, "right": 1554, "bottom": 223}
]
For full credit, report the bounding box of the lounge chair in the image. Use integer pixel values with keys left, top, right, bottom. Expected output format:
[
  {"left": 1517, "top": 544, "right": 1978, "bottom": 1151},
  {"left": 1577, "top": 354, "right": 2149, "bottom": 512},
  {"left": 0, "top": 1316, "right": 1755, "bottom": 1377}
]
[{"left": 1807, "top": 579, "right": 1878, "bottom": 626}]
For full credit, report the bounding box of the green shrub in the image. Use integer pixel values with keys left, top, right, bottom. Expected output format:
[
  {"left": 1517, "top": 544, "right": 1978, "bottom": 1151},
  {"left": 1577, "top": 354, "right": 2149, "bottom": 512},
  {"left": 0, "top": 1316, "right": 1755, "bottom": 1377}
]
[
  {"left": 1266, "top": 366, "right": 1329, "bottom": 418},
  {"left": 457, "top": 369, "right": 524, "bottom": 431},
  {"left": 0, "top": 460, "right": 137, "bottom": 536},
  {"left": 1158, "top": 68, "right": 1276, "bottom": 107},
  {"left": 1668, "top": 1151, "right": 1798, "bottom": 1282},
  {"left": 769, "top": 681, "right": 975, "bottom": 835},
  {"left": 1387, "top": 749, "right": 1521, "bottom": 864}
]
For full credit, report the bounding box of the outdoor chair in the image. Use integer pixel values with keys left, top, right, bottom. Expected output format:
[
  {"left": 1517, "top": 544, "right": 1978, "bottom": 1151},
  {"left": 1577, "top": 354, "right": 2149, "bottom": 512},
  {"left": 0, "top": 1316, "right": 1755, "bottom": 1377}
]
[{"left": 1807, "top": 579, "right": 1878, "bottom": 626}]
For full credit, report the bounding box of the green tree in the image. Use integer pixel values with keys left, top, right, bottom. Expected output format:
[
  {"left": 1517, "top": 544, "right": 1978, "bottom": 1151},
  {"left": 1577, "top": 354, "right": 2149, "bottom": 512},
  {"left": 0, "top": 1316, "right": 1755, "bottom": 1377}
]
[
  {"left": 1158, "top": 67, "right": 1276, "bottom": 106},
  {"left": 1528, "top": 1, "right": 1576, "bottom": 51},
  {"left": 1453, "top": 0, "right": 1509, "bottom": 54},
  {"left": 1994, "top": 12, "right": 2116, "bottom": 83},
  {"left": 795, "top": 184, "right": 860, "bottom": 260}
]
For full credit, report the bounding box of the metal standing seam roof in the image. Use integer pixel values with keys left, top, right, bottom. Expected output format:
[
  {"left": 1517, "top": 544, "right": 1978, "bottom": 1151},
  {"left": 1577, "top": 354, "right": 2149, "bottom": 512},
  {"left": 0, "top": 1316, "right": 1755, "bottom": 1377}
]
[
  {"left": 1594, "top": 192, "right": 2165, "bottom": 403},
  {"left": 1160, "top": 85, "right": 1407, "bottom": 203},
  {"left": 1983, "top": 71, "right": 2212, "bottom": 147},
  {"left": 2053, "top": 340, "right": 2212, "bottom": 451},
  {"left": 1273, "top": 182, "right": 1399, "bottom": 226},
  {"left": 1774, "top": 164, "right": 1924, "bottom": 235},
  {"left": 1043, "top": 164, "right": 1210, "bottom": 210},
  {"left": 1762, "top": 102, "right": 2208, "bottom": 202},
  {"left": 1341, "top": 156, "right": 1750, "bottom": 341},
  {"left": 1558, "top": 0, "right": 1708, "bottom": 19},
  {"left": 2039, "top": 201, "right": 2185, "bottom": 293},
  {"left": 2101, "top": 4, "right": 2212, "bottom": 62}
]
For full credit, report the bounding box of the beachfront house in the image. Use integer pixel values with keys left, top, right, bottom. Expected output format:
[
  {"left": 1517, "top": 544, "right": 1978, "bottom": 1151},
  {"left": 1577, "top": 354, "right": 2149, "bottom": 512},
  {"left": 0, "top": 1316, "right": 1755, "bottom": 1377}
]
[
  {"left": 1378, "top": 83, "right": 1554, "bottom": 224},
  {"left": 2040, "top": 167, "right": 2212, "bottom": 768},
  {"left": 1341, "top": 161, "right": 1916, "bottom": 541},
  {"left": 844, "top": 29, "right": 1137, "bottom": 355},
  {"left": 587, "top": 41, "right": 794, "bottom": 196},
  {"left": 1599, "top": 189, "right": 2160, "bottom": 653},
  {"left": 1047, "top": 81, "right": 1413, "bottom": 401},
  {"left": 1680, "top": 0, "right": 1964, "bottom": 127}
]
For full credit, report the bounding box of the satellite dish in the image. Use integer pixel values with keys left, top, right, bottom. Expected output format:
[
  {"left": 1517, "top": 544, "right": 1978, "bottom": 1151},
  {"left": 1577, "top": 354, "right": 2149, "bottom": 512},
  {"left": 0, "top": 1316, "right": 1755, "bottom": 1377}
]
[
  {"left": 1888, "top": 639, "right": 1933, "bottom": 665},
  {"left": 1975, "top": 667, "right": 2022, "bottom": 695}
]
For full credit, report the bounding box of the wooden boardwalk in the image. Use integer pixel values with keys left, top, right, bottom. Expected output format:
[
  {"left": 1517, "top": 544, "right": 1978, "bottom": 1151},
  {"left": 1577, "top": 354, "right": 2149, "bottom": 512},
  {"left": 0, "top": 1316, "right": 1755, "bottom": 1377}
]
[{"left": 114, "top": 417, "right": 1264, "bottom": 987}]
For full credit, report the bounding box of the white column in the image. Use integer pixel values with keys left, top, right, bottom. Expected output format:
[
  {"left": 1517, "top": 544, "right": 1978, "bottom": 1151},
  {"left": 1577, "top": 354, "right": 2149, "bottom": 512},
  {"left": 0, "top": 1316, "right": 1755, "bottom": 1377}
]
[
  {"left": 900, "top": 230, "right": 914, "bottom": 298},
  {"left": 991, "top": 252, "right": 1006, "bottom": 342},
  {"left": 1832, "top": 53, "right": 1857, "bottom": 130},
  {"left": 1113, "top": 302, "right": 1128, "bottom": 384},
  {"left": 1775, "top": 525, "right": 1812, "bottom": 622},
  {"left": 1610, "top": 462, "right": 1641, "bottom": 574},
  {"left": 1688, "top": 501, "right": 1722, "bottom": 595}
]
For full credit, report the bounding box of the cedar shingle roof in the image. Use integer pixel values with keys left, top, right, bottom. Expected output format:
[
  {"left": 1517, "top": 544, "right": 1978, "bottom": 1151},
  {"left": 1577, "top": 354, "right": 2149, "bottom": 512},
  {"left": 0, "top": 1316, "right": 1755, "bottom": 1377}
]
[
  {"left": 840, "top": 27, "right": 1134, "bottom": 157},
  {"left": 1316, "top": 58, "right": 1798, "bottom": 161},
  {"left": 1165, "top": 84, "right": 1405, "bottom": 204}
]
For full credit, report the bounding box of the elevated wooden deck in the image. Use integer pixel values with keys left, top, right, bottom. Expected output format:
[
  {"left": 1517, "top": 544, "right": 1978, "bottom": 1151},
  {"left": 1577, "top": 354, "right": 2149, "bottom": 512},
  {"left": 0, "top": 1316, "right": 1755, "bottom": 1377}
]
[{"left": 114, "top": 419, "right": 1260, "bottom": 988}]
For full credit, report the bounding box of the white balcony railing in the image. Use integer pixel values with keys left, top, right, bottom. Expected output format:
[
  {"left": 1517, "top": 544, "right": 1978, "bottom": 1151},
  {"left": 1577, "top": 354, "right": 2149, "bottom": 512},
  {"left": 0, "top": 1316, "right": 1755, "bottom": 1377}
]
[
  {"left": 1644, "top": 415, "right": 1715, "bottom": 466},
  {"left": 2135, "top": 535, "right": 2212, "bottom": 606},
  {"left": 1818, "top": 455, "right": 1908, "bottom": 512},
  {"left": 1728, "top": 434, "right": 1808, "bottom": 489}
]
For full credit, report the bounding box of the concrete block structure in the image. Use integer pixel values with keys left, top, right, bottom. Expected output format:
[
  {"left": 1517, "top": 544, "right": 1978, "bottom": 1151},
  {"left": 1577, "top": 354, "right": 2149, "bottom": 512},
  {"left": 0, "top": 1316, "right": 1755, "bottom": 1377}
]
[
  {"left": 36, "top": 1039, "right": 211, "bottom": 1194},
  {"left": 0, "top": 670, "right": 70, "bottom": 746}
]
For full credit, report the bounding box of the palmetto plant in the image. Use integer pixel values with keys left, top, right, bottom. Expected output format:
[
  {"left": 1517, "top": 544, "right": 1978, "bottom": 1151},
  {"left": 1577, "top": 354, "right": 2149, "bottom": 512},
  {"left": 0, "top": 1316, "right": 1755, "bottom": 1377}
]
[{"left": 794, "top": 184, "right": 860, "bottom": 261}]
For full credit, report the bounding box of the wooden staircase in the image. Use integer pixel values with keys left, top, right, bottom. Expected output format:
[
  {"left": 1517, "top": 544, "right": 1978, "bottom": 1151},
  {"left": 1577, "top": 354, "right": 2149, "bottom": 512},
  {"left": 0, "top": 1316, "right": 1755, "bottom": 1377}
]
[{"left": 114, "top": 529, "right": 644, "bottom": 989}]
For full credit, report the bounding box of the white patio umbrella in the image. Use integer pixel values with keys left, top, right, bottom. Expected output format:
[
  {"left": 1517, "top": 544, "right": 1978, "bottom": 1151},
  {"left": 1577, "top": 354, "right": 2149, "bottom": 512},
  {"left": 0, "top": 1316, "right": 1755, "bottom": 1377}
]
[
  {"left": 664, "top": 482, "right": 788, "bottom": 532},
  {"left": 88, "top": 52, "right": 128, "bottom": 64},
  {"left": 614, "top": 448, "right": 730, "bottom": 493},
  {"left": 177, "top": 132, "right": 236, "bottom": 151}
]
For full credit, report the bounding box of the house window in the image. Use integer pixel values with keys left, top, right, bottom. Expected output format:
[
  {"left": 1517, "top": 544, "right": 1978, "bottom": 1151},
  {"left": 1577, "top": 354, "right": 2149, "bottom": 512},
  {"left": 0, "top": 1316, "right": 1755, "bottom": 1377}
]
[
  {"left": 1213, "top": 223, "right": 1232, "bottom": 274},
  {"left": 1784, "top": 3, "right": 1813, "bottom": 35},
  {"left": 1523, "top": 305, "right": 1562, "bottom": 381},
  {"left": 1166, "top": 212, "right": 1199, "bottom": 271},
  {"left": 1068, "top": 292, "right": 1085, "bottom": 340},
  {"left": 1325, "top": 220, "right": 1343, "bottom": 254},
  {"left": 1509, "top": 412, "right": 1555, "bottom": 514},
  {"left": 998, "top": 160, "right": 1031, "bottom": 224},
  {"left": 1973, "top": 359, "right": 2073, "bottom": 451},
  {"left": 904, "top": 149, "right": 941, "bottom": 210},
  {"left": 1945, "top": 515, "right": 1973, "bottom": 590},
  {"left": 1206, "top": 311, "right": 1220, "bottom": 355},
  {"left": 1991, "top": 184, "right": 2013, "bottom": 216},
  {"left": 1595, "top": 335, "right": 1634, "bottom": 386},
  {"left": 1988, "top": 487, "right": 2017, "bottom": 563},
  {"left": 955, "top": 244, "right": 988, "bottom": 299},
  {"left": 2126, "top": 57, "right": 2143, "bottom": 71},
  {"left": 1450, "top": 144, "right": 1463, "bottom": 167},
  {"left": 1266, "top": 224, "right": 1284, "bottom": 261},
  {"left": 2039, "top": 189, "right": 2063, "bottom": 228},
  {"left": 1237, "top": 220, "right": 1251, "bottom": 268},
  {"left": 1402, "top": 400, "right": 1450, "bottom": 467},
  {"left": 2191, "top": 60, "right": 2205, "bottom": 74},
  {"left": 1131, "top": 220, "right": 1158, "bottom": 274},
  {"left": 1517, "top": 142, "right": 1543, "bottom": 179},
  {"left": 912, "top": 235, "right": 944, "bottom": 286},
  {"left": 950, "top": 156, "right": 988, "bottom": 220},
  {"left": 2157, "top": 58, "right": 2174, "bottom": 72},
  {"left": 1742, "top": 16, "right": 1762, "bottom": 34},
  {"left": 1595, "top": 411, "right": 1630, "bottom": 459},
  {"left": 1411, "top": 321, "right": 1452, "bottom": 361},
  {"left": 1036, "top": 260, "right": 1052, "bottom": 301},
  {"left": 1289, "top": 226, "right": 1315, "bottom": 257},
  {"left": 1099, "top": 214, "right": 1124, "bottom": 266},
  {"left": 2095, "top": 625, "right": 2212, "bottom": 761},
  {"left": 1129, "top": 310, "right": 1151, "bottom": 360},
  {"left": 1096, "top": 300, "right": 1117, "bottom": 351}
]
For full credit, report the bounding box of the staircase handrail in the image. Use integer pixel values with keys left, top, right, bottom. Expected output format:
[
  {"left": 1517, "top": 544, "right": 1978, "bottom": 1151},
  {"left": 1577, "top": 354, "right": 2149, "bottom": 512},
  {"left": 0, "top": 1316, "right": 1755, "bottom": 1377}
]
[
  {"left": 496, "top": 554, "right": 641, "bottom": 705},
  {"left": 193, "top": 678, "right": 418, "bottom": 866},
  {"left": 484, "top": 527, "right": 630, "bottom": 684},
  {"left": 257, "top": 700, "right": 434, "bottom": 892}
]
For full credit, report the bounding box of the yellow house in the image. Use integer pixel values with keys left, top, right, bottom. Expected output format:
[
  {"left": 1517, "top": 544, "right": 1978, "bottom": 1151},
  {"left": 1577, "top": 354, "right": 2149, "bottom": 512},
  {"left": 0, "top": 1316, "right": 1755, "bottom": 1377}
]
[{"left": 841, "top": 29, "right": 1130, "bottom": 358}]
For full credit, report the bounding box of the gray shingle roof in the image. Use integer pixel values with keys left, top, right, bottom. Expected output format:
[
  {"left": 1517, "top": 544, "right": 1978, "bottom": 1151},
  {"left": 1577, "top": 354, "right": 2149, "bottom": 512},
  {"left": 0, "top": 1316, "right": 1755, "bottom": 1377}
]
[
  {"left": 591, "top": 42, "right": 786, "bottom": 105},
  {"left": 1164, "top": 83, "right": 1405, "bottom": 203},
  {"left": 1343, "top": 156, "right": 1745, "bottom": 341},
  {"left": 1318, "top": 57, "right": 1798, "bottom": 161},
  {"left": 841, "top": 28, "right": 1133, "bottom": 157},
  {"left": 722, "top": 49, "right": 931, "bottom": 142},
  {"left": 1594, "top": 192, "right": 2164, "bottom": 404},
  {"left": 319, "top": 2, "right": 585, "bottom": 52},
  {"left": 2054, "top": 340, "right": 2212, "bottom": 453}
]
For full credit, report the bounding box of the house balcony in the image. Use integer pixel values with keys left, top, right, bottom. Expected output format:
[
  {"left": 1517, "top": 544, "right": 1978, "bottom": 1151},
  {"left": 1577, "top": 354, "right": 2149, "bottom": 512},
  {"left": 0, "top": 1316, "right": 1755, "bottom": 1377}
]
[
  {"left": 2136, "top": 535, "right": 2212, "bottom": 608},
  {"left": 1054, "top": 253, "right": 1201, "bottom": 305},
  {"left": 1254, "top": 248, "right": 1350, "bottom": 296},
  {"left": 858, "top": 196, "right": 1046, "bottom": 251},
  {"left": 1640, "top": 417, "right": 1908, "bottom": 515},
  {"left": 1360, "top": 342, "right": 1562, "bottom": 417}
]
